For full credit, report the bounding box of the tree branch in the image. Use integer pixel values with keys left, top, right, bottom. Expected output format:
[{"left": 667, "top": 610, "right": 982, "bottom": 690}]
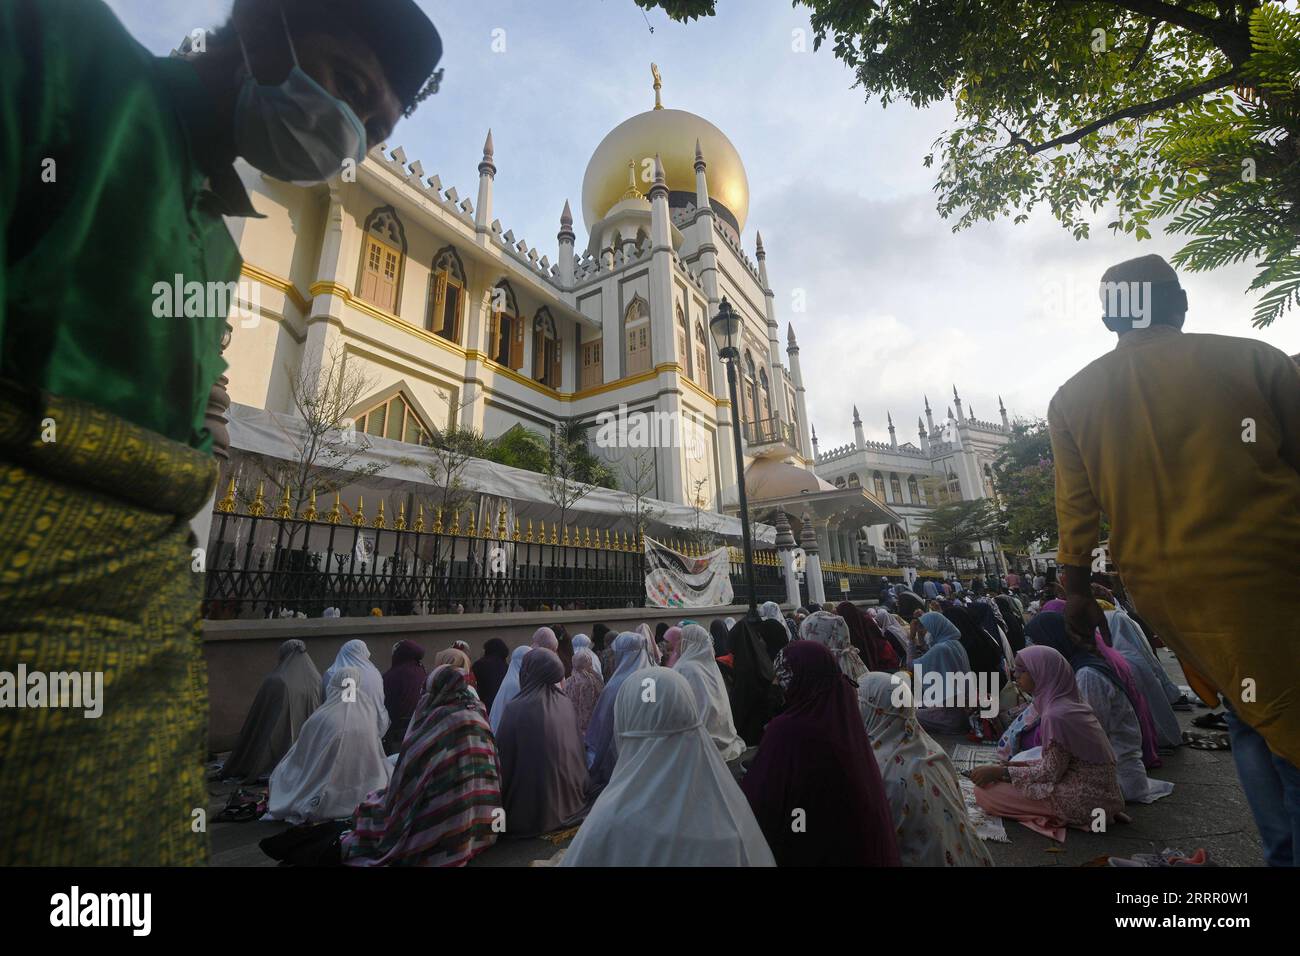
[{"left": 1007, "top": 70, "right": 1238, "bottom": 154}]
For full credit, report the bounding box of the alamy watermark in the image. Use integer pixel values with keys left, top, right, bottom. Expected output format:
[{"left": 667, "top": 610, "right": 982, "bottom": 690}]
[{"left": 0, "top": 665, "right": 103, "bottom": 718}]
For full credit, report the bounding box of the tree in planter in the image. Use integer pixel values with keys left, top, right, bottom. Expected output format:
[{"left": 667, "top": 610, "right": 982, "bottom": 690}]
[
  {"left": 543, "top": 422, "right": 598, "bottom": 544},
  {"left": 237, "top": 345, "right": 386, "bottom": 551},
  {"left": 915, "top": 499, "right": 987, "bottom": 573},
  {"left": 683, "top": 475, "right": 721, "bottom": 553},
  {"left": 616, "top": 446, "right": 667, "bottom": 549},
  {"left": 636, "top": 0, "right": 1300, "bottom": 325}
]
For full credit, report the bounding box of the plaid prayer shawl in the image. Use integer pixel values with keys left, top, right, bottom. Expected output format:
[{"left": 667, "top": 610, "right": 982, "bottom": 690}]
[
  {"left": 342, "top": 665, "right": 503, "bottom": 867},
  {"left": 0, "top": 381, "right": 217, "bottom": 864}
]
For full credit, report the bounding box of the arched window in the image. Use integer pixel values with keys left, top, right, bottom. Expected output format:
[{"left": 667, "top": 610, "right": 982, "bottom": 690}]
[
  {"left": 624, "top": 296, "right": 650, "bottom": 375},
  {"left": 354, "top": 391, "right": 431, "bottom": 445},
  {"left": 873, "top": 471, "right": 886, "bottom": 501},
  {"left": 357, "top": 206, "right": 406, "bottom": 314},
  {"left": 890, "top": 472, "right": 903, "bottom": 502},
  {"left": 532, "top": 308, "right": 560, "bottom": 387},
  {"left": 676, "top": 304, "right": 689, "bottom": 374},
  {"left": 883, "top": 525, "right": 908, "bottom": 560},
  {"left": 848, "top": 472, "right": 861, "bottom": 486},
  {"left": 742, "top": 351, "right": 758, "bottom": 424},
  {"left": 983, "top": 462, "right": 996, "bottom": 499},
  {"left": 835, "top": 476, "right": 846, "bottom": 488},
  {"left": 908, "top": 475, "right": 920, "bottom": 504},
  {"left": 426, "top": 245, "right": 465, "bottom": 341},
  {"left": 947, "top": 471, "right": 962, "bottom": 501},
  {"left": 693, "top": 322, "right": 711, "bottom": 390},
  {"left": 758, "top": 368, "right": 773, "bottom": 422},
  {"left": 917, "top": 533, "right": 936, "bottom": 556},
  {"left": 490, "top": 280, "right": 523, "bottom": 369}
]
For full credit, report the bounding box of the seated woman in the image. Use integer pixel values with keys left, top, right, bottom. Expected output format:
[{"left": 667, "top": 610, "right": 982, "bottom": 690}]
[
  {"left": 488, "top": 645, "right": 530, "bottom": 734},
  {"left": 838, "top": 601, "right": 900, "bottom": 671},
  {"left": 342, "top": 665, "right": 503, "bottom": 866},
  {"left": 496, "top": 648, "right": 588, "bottom": 838},
  {"left": 1025, "top": 613, "right": 1174, "bottom": 804},
  {"left": 562, "top": 648, "right": 604, "bottom": 740},
  {"left": 741, "top": 641, "right": 900, "bottom": 866},
  {"left": 471, "top": 638, "right": 510, "bottom": 712},
  {"left": 223, "top": 639, "right": 322, "bottom": 782},
  {"left": 857, "top": 672, "right": 993, "bottom": 867},
  {"left": 584, "top": 631, "right": 655, "bottom": 793},
  {"left": 798, "top": 610, "right": 868, "bottom": 682},
  {"left": 265, "top": 666, "right": 392, "bottom": 826},
  {"left": 972, "top": 646, "right": 1124, "bottom": 842},
  {"left": 381, "top": 640, "right": 426, "bottom": 754},
  {"left": 1105, "top": 607, "right": 1183, "bottom": 749},
  {"left": 561, "top": 668, "right": 774, "bottom": 866},
  {"left": 322, "top": 639, "right": 388, "bottom": 738},
  {"left": 673, "top": 624, "right": 746, "bottom": 762},
  {"left": 909, "top": 612, "right": 976, "bottom": 735}
]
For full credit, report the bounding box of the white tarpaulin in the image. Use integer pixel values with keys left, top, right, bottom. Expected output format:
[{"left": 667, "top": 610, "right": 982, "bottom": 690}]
[
  {"left": 224, "top": 403, "right": 775, "bottom": 544},
  {"left": 643, "top": 537, "right": 735, "bottom": 608}
]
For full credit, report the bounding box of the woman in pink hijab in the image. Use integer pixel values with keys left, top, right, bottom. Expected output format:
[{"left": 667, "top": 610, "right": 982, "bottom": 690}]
[
  {"left": 662, "top": 626, "right": 684, "bottom": 668},
  {"left": 971, "top": 645, "right": 1124, "bottom": 842}
]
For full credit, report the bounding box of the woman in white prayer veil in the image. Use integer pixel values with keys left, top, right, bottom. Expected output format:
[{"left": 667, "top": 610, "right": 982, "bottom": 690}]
[
  {"left": 322, "top": 639, "right": 388, "bottom": 737},
  {"left": 1106, "top": 607, "right": 1183, "bottom": 748},
  {"left": 265, "top": 666, "right": 393, "bottom": 825},
  {"left": 673, "top": 623, "right": 746, "bottom": 762},
  {"left": 489, "top": 645, "right": 531, "bottom": 735},
  {"left": 571, "top": 634, "right": 602, "bottom": 677},
  {"left": 561, "top": 667, "right": 775, "bottom": 867},
  {"left": 798, "top": 610, "right": 867, "bottom": 682}
]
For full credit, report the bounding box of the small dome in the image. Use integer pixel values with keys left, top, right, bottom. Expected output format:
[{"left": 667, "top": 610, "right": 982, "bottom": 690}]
[{"left": 743, "top": 458, "right": 837, "bottom": 500}]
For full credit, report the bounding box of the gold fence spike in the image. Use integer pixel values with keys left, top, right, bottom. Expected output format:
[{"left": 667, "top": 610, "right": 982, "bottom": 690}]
[
  {"left": 374, "top": 499, "right": 387, "bottom": 529},
  {"left": 395, "top": 502, "right": 407, "bottom": 531},
  {"left": 603, "top": 529, "right": 611, "bottom": 550},
  {"left": 248, "top": 480, "right": 267, "bottom": 517},
  {"left": 512, "top": 518, "right": 521, "bottom": 542},
  {"left": 498, "top": 503, "right": 508, "bottom": 539},
  {"left": 352, "top": 496, "right": 366, "bottom": 526},
  {"left": 561, "top": 525, "right": 570, "bottom": 547},
  {"left": 450, "top": 509, "right": 460, "bottom": 535},
  {"left": 467, "top": 509, "right": 477, "bottom": 537},
  {"left": 302, "top": 488, "right": 319, "bottom": 522},
  {"left": 415, "top": 504, "right": 426, "bottom": 533},
  {"left": 216, "top": 478, "right": 237, "bottom": 514},
  {"left": 433, "top": 505, "right": 443, "bottom": 534},
  {"left": 550, "top": 523, "right": 558, "bottom": 545},
  {"left": 274, "top": 485, "right": 292, "bottom": 520},
  {"left": 326, "top": 491, "right": 342, "bottom": 524},
  {"left": 526, "top": 518, "right": 534, "bottom": 543}
]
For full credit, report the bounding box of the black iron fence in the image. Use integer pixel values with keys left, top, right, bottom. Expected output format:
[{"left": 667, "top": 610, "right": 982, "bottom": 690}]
[{"left": 202, "top": 490, "right": 794, "bottom": 620}]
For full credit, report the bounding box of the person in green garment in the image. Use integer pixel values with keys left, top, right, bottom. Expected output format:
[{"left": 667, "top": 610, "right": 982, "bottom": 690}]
[{"left": 0, "top": 0, "right": 442, "bottom": 865}]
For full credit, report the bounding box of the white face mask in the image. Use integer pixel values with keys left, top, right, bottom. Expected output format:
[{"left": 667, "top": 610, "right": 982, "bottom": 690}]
[{"left": 233, "top": 12, "right": 367, "bottom": 184}]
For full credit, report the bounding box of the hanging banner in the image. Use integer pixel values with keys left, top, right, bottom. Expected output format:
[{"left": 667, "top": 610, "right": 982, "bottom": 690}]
[{"left": 644, "top": 537, "right": 734, "bottom": 608}]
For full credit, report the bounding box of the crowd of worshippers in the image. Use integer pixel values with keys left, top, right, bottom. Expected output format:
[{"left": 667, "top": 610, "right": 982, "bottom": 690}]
[{"left": 220, "top": 572, "right": 1190, "bottom": 866}]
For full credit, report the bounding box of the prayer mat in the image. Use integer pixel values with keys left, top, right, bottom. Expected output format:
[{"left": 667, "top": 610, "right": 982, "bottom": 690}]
[
  {"left": 949, "top": 743, "right": 1005, "bottom": 773},
  {"left": 0, "top": 381, "right": 217, "bottom": 865},
  {"left": 958, "top": 777, "right": 1009, "bottom": 843}
]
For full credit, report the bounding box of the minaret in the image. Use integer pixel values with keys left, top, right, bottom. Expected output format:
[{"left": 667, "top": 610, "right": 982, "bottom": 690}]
[
  {"left": 953, "top": 384, "right": 965, "bottom": 422},
  {"left": 918, "top": 417, "right": 930, "bottom": 454},
  {"left": 787, "top": 325, "right": 814, "bottom": 470},
  {"left": 557, "top": 200, "right": 575, "bottom": 287},
  {"left": 811, "top": 423, "right": 820, "bottom": 460},
  {"left": 648, "top": 153, "right": 670, "bottom": 244},
  {"left": 474, "top": 129, "right": 495, "bottom": 235},
  {"left": 853, "top": 406, "right": 866, "bottom": 450},
  {"left": 757, "top": 232, "right": 788, "bottom": 423},
  {"left": 887, "top": 411, "right": 897, "bottom": 450},
  {"left": 999, "top": 395, "right": 1010, "bottom": 430},
  {"left": 647, "top": 154, "right": 683, "bottom": 503},
  {"left": 924, "top": 394, "right": 935, "bottom": 434}
]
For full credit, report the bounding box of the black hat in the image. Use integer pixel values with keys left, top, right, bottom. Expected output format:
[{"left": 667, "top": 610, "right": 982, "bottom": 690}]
[{"left": 285, "top": 0, "right": 443, "bottom": 115}]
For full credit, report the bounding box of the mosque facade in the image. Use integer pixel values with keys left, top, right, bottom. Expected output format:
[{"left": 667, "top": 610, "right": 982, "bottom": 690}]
[{"left": 221, "top": 68, "right": 815, "bottom": 522}]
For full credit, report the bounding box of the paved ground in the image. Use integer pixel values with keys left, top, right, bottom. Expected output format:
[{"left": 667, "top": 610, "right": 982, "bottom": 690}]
[{"left": 209, "top": 649, "right": 1262, "bottom": 867}]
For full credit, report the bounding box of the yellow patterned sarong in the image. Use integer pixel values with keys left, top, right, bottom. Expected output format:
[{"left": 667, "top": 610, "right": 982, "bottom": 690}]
[{"left": 0, "top": 381, "right": 217, "bottom": 865}]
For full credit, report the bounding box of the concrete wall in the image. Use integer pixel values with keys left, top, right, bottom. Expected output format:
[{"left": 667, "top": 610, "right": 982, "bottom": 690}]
[{"left": 204, "top": 605, "right": 757, "bottom": 753}]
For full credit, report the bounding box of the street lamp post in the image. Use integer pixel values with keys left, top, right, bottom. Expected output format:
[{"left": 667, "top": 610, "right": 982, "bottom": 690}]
[{"left": 710, "top": 297, "right": 759, "bottom": 621}]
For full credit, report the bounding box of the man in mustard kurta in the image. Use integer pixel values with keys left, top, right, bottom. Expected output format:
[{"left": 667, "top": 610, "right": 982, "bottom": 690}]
[
  {"left": 0, "top": 0, "right": 441, "bottom": 864},
  {"left": 1049, "top": 253, "right": 1300, "bottom": 866}
]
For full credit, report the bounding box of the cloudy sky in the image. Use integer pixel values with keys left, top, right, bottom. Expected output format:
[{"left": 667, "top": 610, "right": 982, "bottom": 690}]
[{"left": 108, "top": 0, "right": 1300, "bottom": 451}]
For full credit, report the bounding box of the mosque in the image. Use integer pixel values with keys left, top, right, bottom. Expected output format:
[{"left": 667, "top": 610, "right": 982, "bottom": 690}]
[{"left": 215, "top": 66, "right": 984, "bottom": 568}]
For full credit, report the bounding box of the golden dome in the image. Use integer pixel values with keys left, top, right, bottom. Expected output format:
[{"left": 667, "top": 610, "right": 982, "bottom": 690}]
[{"left": 581, "top": 107, "right": 750, "bottom": 233}]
